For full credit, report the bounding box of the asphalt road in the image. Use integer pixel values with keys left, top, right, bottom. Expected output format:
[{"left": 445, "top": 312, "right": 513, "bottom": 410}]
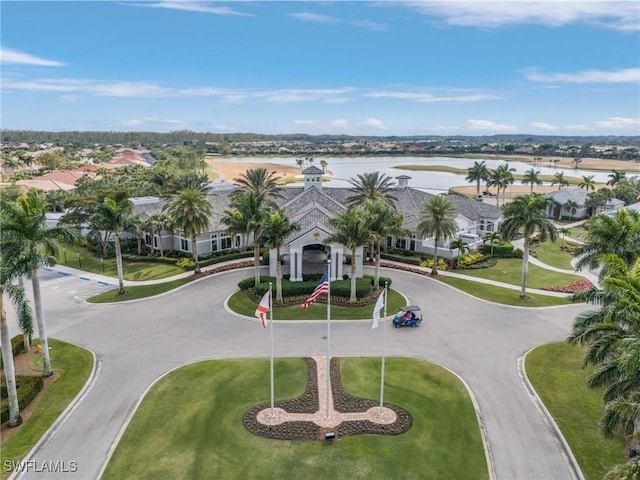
[{"left": 8, "top": 267, "right": 590, "bottom": 480}]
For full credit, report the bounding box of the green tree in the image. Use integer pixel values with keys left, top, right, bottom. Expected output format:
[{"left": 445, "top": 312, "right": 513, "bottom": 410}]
[
  {"left": 163, "top": 188, "right": 213, "bottom": 275},
  {"left": 578, "top": 175, "right": 596, "bottom": 191},
  {"left": 499, "top": 194, "right": 558, "bottom": 298},
  {"left": 551, "top": 171, "right": 569, "bottom": 191},
  {"left": 449, "top": 236, "right": 469, "bottom": 263},
  {"left": 607, "top": 169, "right": 627, "bottom": 188},
  {"left": 232, "top": 168, "right": 282, "bottom": 205},
  {"left": 0, "top": 190, "right": 78, "bottom": 376},
  {"left": 364, "top": 198, "right": 409, "bottom": 290},
  {"left": 326, "top": 208, "right": 375, "bottom": 302},
  {"left": 417, "top": 196, "right": 458, "bottom": 276},
  {"left": 564, "top": 199, "right": 579, "bottom": 220},
  {"left": 466, "top": 161, "right": 489, "bottom": 197},
  {"left": 521, "top": 168, "right": 542, "bottom": 193},
  {"left": 259, "top": 211, "right": 300, "bottom": 303},
  {"left": 147, "top": 212, "right": 172, "bottom": 257},
  {"left": 574, "top": 209, "right": 640, "bottom": 273},
  {"left": 346, "top": 172, "right": 398, "bottom": 207},
  {"left": 483, "top": 231, "right": 501, "bottom": 255}
]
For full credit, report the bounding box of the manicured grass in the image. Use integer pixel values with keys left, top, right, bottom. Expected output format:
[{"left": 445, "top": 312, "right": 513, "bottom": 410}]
[
  {"left": 439, "top": 276, "right": 572, "bottom": 306},
  {"left": 102, "top": 357, "right": 488, "bottom": 480},
  {"left": 531, "top": 241, "right": 575, "bottom": 270},
  {"left": 0, "top": 339, "right": 93, "bottom": 480},
  {"left": 454, "top": 258, "right": 583, "bottom": 289},
  {"left": 56, "top": 244, "right": 184, "bottom": 280},
  {"left": 526, "top": 343, "right": 625, "bottom": 480},
  {"left": 227, "top": 288, "right": 406, "bottom": 320},
  {"left": 86, "top": 277, "right": 194, "bottom": 303}
]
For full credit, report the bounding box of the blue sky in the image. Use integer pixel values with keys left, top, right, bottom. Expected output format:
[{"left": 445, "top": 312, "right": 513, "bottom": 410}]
[{"left": 1, "top": 1, "right": 639, "bottom": 136}]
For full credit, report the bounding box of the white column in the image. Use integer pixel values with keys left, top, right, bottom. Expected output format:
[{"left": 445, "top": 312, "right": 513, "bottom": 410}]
[{"left": 355, "top": 246, "right": 364, "bottom": 278}]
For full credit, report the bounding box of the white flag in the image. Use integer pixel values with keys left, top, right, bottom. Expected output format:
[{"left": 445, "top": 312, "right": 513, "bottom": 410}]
[
  {"left": 255, "top": 289, "right": 271, "bottom": 328},
  {"left": 372, "top": 290, "right": 385, "bottom": 329}
]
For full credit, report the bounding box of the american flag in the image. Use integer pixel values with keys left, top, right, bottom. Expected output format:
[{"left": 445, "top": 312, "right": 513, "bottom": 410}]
[{"left": 301, "top": 271, "right": 329, "bottom": 309}]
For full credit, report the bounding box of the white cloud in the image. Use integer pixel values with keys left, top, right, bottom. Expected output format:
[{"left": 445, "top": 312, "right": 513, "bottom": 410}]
[
  {"left": 360, "top": 118, "right": 385, "bottom": 129},
  {"left": 531, "top": 121, "right": 556, "bottom": 130},
  {"left": 363, "top": 89, "right": 500, "bottom": 102},
  {"left": 2, "top": 78, "right": 171, "bottom": 97},
  {"left": 399, "top": 1, "right": 640, "bottom": 31},
  {"left": 289, "top": 11, "right": 385, "bottom": 30},
  {"left": 468, "top": 119, "right": 517, "bottom": 132},
  {"left": 294, "top": 120, "right": 316, "bottom": 125},
  {"left": 593, "top": 116, "right": 640, "bottom": 128},
  {"left": 0, "top": 47, "right": 65, "bottom": 67},
  {"left": 523, "top": 67, "right": 640, "bottom": 84},
  {"left": 330, "top": 119, "right": 349, "bottom": 128},
  {"left": 122, "top": 116, "right": 183, "bottom": 127},
  {"left": 127, "top": 1, "right": 252, "bottom": 16}
]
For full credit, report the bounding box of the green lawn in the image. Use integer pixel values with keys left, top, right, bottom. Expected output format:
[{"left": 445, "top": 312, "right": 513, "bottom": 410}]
[
  {"left": 87, "top": 277, "right": 194, "bottom": 303},
  {"left": 56, "top": 244, "right": 184, "bottom": 280},
  {"left": 1, "top": 339, "right": 94, "bottom": 480},
  {"left": 530, "top": 241, "right": 575, "bottom": 270},
  {"left": 227, "top": 289, "right": 406, "bottom": 320},
  {"left": 526, "top": 343, "right": 624, "bottom": 480},
  {"left": 438, "top": 276, "right": 572, "bottom": 306},
  {"left": 102, "top": 357, "right": 488, "bottom": 480},
  {"left": 454, "top": 258, "right": 583, "bottom": 289}
]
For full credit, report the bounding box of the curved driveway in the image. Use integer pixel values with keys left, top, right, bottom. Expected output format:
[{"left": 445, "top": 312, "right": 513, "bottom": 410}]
[{"left": 12, "top": 267, "right": 589, "bottom": 480}]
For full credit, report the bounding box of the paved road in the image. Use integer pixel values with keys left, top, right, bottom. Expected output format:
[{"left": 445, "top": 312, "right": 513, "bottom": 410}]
[{"left": 8, "top": 267, "right": 590, "bottom": 480}]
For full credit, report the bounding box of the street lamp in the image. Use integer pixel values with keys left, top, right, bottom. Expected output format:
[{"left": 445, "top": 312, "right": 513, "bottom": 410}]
[{"left": 77, "top": 250, "right": 82, "bottom": 268}]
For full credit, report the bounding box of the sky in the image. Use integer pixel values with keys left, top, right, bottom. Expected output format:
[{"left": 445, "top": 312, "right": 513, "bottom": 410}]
[{"left": 1, "top": 1, "right": 639, "bottom": 136}]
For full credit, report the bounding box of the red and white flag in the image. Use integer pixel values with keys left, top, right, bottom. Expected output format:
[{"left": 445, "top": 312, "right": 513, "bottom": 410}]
[
  {"left": 255, "top": 289, "right": 271, "bottom": 328},
  {"left": 301, "top": 271, "right": 329, "bottom": 309}
]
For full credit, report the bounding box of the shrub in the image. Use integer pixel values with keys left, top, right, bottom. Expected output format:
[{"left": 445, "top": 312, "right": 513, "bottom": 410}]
[
  {"left": 363, "top": 274, "right": 392, "bottom": 288},
  {"left": 175, "top": 257, "right": 191, "bottom": 269},
  {"left": 457, "top": 252, "right": 488, "bottom": 267},
  {"left": 456, "top": 257, "right": 498, "bottom": 269},
  {"left": 0, "top": 374, "right": 44, "bottom": 423},
  {"left": 542, "top": 279, "right": 594, "bottom": 294},
  {"left": 380, "top": 253, "right": 423, "bottom": 266},
  {"left": 420, "top": 258, "right": 448, "bottom": 271}
]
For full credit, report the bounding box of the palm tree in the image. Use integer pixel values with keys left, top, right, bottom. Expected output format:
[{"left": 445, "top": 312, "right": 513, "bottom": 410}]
[
  {"left": 221, "top": 189, "right": 269, "bottom": 286},
  {"left": 232, "top": 168, "right": 282, "bottom": 205},
  {"left": 417, "top": 196, "right": 458, "bottom": 276},
  {"left": 558, "top": 227, "right": 570, "bottom": 248},
  {"left": 0, "top": 190, "right": 78, "bottom": 377},
  {"left": 320, "top": 160, "right": 328, "bottom": 174},
  {"left": 163, "top": 188, "right": 213, "bottom": 275},
  {"left": 500, "top": 194, "right": 558, "bottom": 298},
  {"left": 125, "top": 214, "right": 146, "bottom": 255},
  {"left": 92, "top": 197, "right": 133, "bottom": 294},
  {"left": 497, "top": 163, "right": 516, "bottom": 206},
  {"left": 346, "top": 172, "right": 398, "bottom": 207},
  {"left": 326, "top": 208, "right": 375, "bottom": 302},
  {"left": 147, "top": 212, "right": 171, "bottom": 257},
  {"left": 578, "top": 175, "right": 596, "bottom": 191},
  {"left": 521, "top": 168, "right": 542, "bottom": 193},
  {"left": 564, "top": 200, "right": 579, "bottom": 220},
  {"left": 551, "top": 171, "right": 569, "bottom": 191},
  {"left": 466, "top": 161, "right": 489, "bottom": 198},
  {"left": 483, "top": 231, "right": 501, "bottom": 255},
  {"left": 364, "top": 198, "right": 409, "bottom": 290},
  {"left": 0, "top": 247, "right": 38, "bottom": 427},
  {"left": 607, "top": 169, "right": 627, "bottom": 188},
  {"left": 259, "top": 211, "right": 300, "bottom": 303},
  {"left": 574, "top": 209, "right": 640, "bottom": 273},
  {"left": 449, "top": 236, "right": 469, "bottom": 263},
  {"left": 487, "top": 169, "right": 503, "bottom": 207}
]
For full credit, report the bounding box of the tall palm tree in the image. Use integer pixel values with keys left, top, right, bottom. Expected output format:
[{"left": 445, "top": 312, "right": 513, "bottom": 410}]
[
  {"left": 259, "top": 211, "right": 300, "bottom": 303},
  {"left": 574, "top": 209, "right": 640, "bottom": 273},
  {"left": 466, "top": 161, "right": 489, "bottom": 198},
  {"left": 221, "top": 189, "right": 269, "bottom": 286},
  {"left": 497, "top": 163, "right": 516, "bottom": 206},
  {"left": 607, "top": 169, "right": 627, "bottom": 188},
  {"left": 551, "top": 171, "right": 569, "bottom": 191},
  {"left": 521, "top": 168, "right": 542, "bottom": 193},
  {"left": 364, "top": 198, "right": 409, "bottom": 290},
  {"left": 558, "top": 227, "right": 570, "bottom": 248},
  {"left": 163, "top": 188, "right": 213, "bottom": 275},
  {"left": 320, "top": 160, "right": 328, "bottom": 174},
  {"left": 326, "top": 208, "right": 375, "bottom": 302},
  {"left": 0, "top": 247, "right": 38, "bottom": 427},
  {"left": 232, "top": 168, "right": 282, "bottom": 205},
  {"left": 500, "top": 194, "right": 558, "bottom": 298},
  {"left": 564, "top": 200, "right": 579, "bottom": 220},
  {"left": 346, "top": 172, "right": 398, "bottom": 207},
  {"left": 92, "top": 197, "right": 133, "bottom": 294},
  {"left": 487, "top": 169, "right": 503, "bottom": 207},
  {"left": 578, "top": 175, "right": 596, "bottom": 191},
  {"left": 483, "top": 231, "right": 501, "bottom": 255},
  {"left": 0, "top": 190, "right": 78, "bottom": 377},
  {"left": 147, "top": 212, "right": 172, "bottom": 257},
  {"left": 449, "top": 236, "right": 469, "bottom": 263},
  {"left": 417, "top": 196, "right": 458, "bottom": 276}
]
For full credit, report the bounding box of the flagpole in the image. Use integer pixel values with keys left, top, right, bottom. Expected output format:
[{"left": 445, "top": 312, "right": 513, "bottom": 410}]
[
  {"left": 325, "top": 259, "right": 331, "bottom": 420},
  {"left": 379, "top": 282, "right": 388, "bottom": 414},
  {"left": 267, "top": 283, "right": 274, "bottom": 417}
]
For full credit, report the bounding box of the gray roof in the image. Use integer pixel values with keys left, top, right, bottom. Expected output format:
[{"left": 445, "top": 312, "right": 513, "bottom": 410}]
[
  {"left": 302, "top": 166, "right": 324, "bottom": 175},
  {"left": 545, "top": 188, "right": 588, "bottom": 206}
]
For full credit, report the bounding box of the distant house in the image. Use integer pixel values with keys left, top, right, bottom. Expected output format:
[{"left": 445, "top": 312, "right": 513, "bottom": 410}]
[
  {"left": 545, "top": 187, "right": 624, "bottom": 220},
  {"left": 132, "top": 169, "right": 503, "bottom": 281}
]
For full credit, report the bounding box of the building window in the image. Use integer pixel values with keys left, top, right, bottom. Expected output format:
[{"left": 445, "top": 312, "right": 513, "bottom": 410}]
[
  {"left": 211, "top": 235, "right": 218, "bottom": 252},
  {"left": 144, "top": 233, "right": 151, "bottom": 246},
  {"left": 409, "top": 235, "right": 416, "bottom": 251},
  {"left": 180, "top": 238, "right": 189, "bottom": 251},
  {"left": 153, "top": 236, "right": 158, "bottom": 248},
  {"left": 220, "top": 234, "right": 232, "bottom": 250},
  {"left": 395, "top": 238, "right": 407, "bottom": 249}
]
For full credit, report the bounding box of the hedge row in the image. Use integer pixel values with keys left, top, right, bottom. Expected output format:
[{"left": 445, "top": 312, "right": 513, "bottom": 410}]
[
  {"left": 183, "top": 251, "right": 254, "bottom": 270},
  {"left": 0, "top": 374, "right": 44, "bottom": 424}
]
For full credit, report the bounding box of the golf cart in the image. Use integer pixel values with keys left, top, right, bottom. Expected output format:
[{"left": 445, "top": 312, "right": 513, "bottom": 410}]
[{"left": 393, "top": 305, "right": 423, "bottom": 328}]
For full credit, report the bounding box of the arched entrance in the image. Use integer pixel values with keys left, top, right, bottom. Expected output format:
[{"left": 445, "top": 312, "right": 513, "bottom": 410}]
[{"left": 301, "top": 244, "right": 329, "bottom": 276}]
